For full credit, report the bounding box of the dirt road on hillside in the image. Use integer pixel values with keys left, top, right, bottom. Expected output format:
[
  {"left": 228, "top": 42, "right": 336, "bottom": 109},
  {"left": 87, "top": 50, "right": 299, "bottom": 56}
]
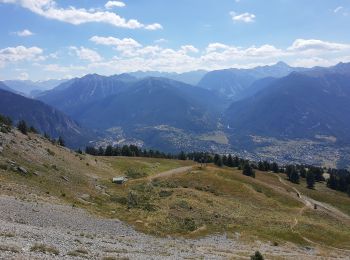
[
  {"left": 149, "top": 166, "right": 193, "bottom": 180},
  {"left": 275, "top": 174, "right": 350, "bottom": 222}
]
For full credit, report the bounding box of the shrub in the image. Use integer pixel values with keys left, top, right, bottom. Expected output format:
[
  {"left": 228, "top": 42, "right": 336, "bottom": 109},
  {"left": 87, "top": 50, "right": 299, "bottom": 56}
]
[
  {"left": 110, "top": 195, "right": 128, "bottom": 205},
  {"left": 67, "top": 248, "right": 88, "bottom": 256},
  {"left": 47, "top": 148, "right": 55, "bottom": 156},
  {"left": 251, "top": 251, "right": 264, "bottom": 260},
  {"left": 0, "top": 164, "right": 8, "bottom": 171},
  {"left": 17, "top": 120, "right": 28, "bottom": 135},
  {"left": 29, "top": 126, "right": 38, "bottom": 134},
  {"left": 182, "top": 218, "right": 197, "bottom": 231},
  {"left": 126, "top": 191, "right": 155, "bottom": 211},
  {"left": 125, "top": 168, "right": 147, "bottom": 179},
  {"left": 243, "top": 163, "right": 255, "bottom": 178},
  {"left": 0, "top": 244, "right": 20, "bottom": 253},
  {"left": 0, "top": 114, "right": 12, "bottom": 126},
  {"left": 30, "top": 244, "right": 59, "bottom": 255},
  {"left": 159, "top": 190, "right": 173, "bottom": 197}
]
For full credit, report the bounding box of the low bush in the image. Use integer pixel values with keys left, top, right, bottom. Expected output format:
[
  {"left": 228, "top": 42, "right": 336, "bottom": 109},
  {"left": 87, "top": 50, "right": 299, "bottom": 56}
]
[
  {"left": 30, "top": 244, "right": 59, "bottom": 255},
  {"left": 125, "top": 168, "right": 147, "bottom": 179}
]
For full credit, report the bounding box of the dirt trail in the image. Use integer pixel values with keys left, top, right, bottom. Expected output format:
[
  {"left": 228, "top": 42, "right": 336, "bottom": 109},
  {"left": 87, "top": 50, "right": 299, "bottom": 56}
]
[
  {"left": 276, "top": 174, "right": 350, "bottom": 222},
  {"left": 276, "top": 174, "right": 350, "bottom": 253},
  {"left": 149, "top": 166, "right": 193, "bottom": 180}
]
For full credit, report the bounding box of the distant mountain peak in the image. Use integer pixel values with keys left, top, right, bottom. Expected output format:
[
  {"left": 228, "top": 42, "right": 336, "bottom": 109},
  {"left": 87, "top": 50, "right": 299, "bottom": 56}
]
[{"left": 274, "top": 61, "right": 290, "bottom": 68}]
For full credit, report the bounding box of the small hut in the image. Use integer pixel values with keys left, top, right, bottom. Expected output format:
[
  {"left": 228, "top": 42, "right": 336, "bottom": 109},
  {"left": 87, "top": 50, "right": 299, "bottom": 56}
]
[{"left": 112, "top": 176, "right": 128, "bottom": 184}]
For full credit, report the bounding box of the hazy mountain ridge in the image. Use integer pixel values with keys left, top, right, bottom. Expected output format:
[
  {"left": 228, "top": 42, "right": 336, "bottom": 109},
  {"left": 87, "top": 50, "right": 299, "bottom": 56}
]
[
  {"left": 40, "top": 76, "right": 224, "bottom": 132},
  {"left": 0, "top": 88, "right": 92, "bottom": 148},
  {"left": 37, "top": 74, "right": 137, "bottom": 117},
  {"left": 4, "top": 79, "right": 67, "bottom": 96},
  {"left": 129, "top": 70, "right": 207, "bottom": 85},
  {"left": 198, "top": 62, "right": 306, "bottom": 99},
  {"left": 224, "top": 66, "right": 350, "bottom": 144}
]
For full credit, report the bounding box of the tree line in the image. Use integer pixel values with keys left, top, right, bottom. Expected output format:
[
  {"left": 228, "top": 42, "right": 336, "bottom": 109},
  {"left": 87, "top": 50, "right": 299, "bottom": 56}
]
[
  {"left": 84, "top": 146, "right": 350, "bottom": 195},
  {"left": 1, "top": 114, "right": 349, "bottom": 196},
  {"left": 327, "top": 168, "right": 350, "bottom": 196},
  {"left": 0, "top": 115, "right": 65, "bottom": 147},
  {"left": 85, "top": 145, "right": 175, "bottom": 159}
]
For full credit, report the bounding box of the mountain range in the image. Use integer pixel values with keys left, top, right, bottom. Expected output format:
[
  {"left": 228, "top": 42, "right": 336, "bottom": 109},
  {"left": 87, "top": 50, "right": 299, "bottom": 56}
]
[
  {"left": 2, "top": 61, "right": 350, "bottom": 167},
  {"left": 198, "top": 61, "right": 306, "bottom": 99},
  {"left": 224, "top": 70, "right": 350, "bottom": 144},
  {"left": 3, "top": 79, "right": 67, "bottom": 97},
  {"left": 129, "top": 70, "right": 207, "bottom": 85}
]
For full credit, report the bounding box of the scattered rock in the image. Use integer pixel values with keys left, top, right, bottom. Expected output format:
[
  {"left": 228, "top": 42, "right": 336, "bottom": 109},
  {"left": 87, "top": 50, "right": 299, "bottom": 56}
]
[
  {"left": 17, "top": 166, "right": 28, "bottom": 175},
  {"left": 80, "top": 194, "right": 90, "bottom": 200},
  {"left": 61, "top": 176, "right": 69, "bottom": 182},
  {"left": 6, "top": 160, "right": 16, "bottom": 166},
  {"left": 33, "top": 171, "right": 40, "bottom": 176}
]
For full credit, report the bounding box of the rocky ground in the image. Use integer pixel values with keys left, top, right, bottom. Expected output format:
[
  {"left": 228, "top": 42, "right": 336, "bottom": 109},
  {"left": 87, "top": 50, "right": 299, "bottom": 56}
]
[{"left": 0, "top": 196, "right": 349, "bottom": 260}]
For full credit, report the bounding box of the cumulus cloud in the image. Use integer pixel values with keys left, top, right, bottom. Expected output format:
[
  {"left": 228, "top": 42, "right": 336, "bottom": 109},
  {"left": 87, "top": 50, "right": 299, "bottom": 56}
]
[
  {"left": 14, "top": 29, "right": 34, "bottom": 37},
  {"left": 144, "top": 23, "right": 163, "bottom": 30},
  {"left": 154, "top": 38, "right": 168, "bottom": 44},
  {"left": 3, "top": 38, "right": 350, "bottom": 78},
  {"left": 288, "top": 39, "right": 350, "bottom": 53},
  {"left": 181, "top": 45, "right": 199, "bottom": 54},
  {"left": 0, "top": 0, "right": 162, "bottom": 30},
  {"left": 0, "top": 46, "right": 43, "bottom": 64},
  {"left": 230, "top": 11, "right": 255, "bottom": 23},
  {"left": 84, "top": 37, "right": 350, "bottom": 74},
  {"left": 70, "top": 46, "right": 102, "bottom": 62},
  {"left": 105, "top": 1, "right": 125, "bottom": 9}
]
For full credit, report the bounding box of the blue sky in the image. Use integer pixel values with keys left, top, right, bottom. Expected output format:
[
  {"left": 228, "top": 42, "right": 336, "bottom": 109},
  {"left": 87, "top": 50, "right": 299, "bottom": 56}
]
[{"left": 0, "top": 0, "right": 350, "bottom": 80}]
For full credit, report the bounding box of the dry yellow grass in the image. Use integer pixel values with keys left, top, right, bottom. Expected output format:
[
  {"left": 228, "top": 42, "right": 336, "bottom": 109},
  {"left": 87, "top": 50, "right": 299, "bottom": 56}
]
[{"left": 1, "top": 130, "right": 350, "bottom": 250}]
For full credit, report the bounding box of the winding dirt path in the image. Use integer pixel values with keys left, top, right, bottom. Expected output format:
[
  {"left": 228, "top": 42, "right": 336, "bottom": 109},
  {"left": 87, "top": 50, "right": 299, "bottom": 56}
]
[
  {"left": 275, "top": 174, "right": 350, "bottom": 221},
  {"left": 275, "top": 174, "right": 350, "bottom": 253},
  {"left": 149, "top": 166, "right": 193, "bottom": 180}
]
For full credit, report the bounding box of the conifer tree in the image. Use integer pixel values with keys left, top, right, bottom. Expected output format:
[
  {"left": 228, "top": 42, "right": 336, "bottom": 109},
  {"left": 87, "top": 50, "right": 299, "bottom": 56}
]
[
  {"left": 58, "top": 136, "right": 65, "bottom": 147},
  {"left": 306, "top": 171, "right": 315, "bottom": 189},
  {"left": 17, "top": 120, "right": 28, "bottom": 135}
]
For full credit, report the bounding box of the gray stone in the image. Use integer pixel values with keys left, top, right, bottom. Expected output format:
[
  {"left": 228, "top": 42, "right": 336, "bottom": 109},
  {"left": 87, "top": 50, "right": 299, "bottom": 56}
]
[
  {"left": 17, "top": 166, "right": 28, "bottom": 174},
  {"left": 61, "top": 176, "right": 69, "bottom": 182}
]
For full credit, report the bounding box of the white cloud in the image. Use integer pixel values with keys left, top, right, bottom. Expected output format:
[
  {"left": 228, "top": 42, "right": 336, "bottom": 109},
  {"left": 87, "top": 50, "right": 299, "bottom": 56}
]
[
  {"left": 0, "top": 46, "right": 43, "bottom": 64},
  {"left": 334, "top": 6, "right": 343, "bottom": 13},
  {"left": 0, "top": 0, "right": 162, "bottom": 30},
  {"left": 4, "top": 38, "right": 350, "bottom": 78},
  {"left": 105, "top": 1, "right": 125, "bottom": 9},
  {"left": 90, "top": 36, "right": 142, "bottom": 55},
  {"left": 181, "top": 45, "right": 199, "bottom": 54},
  {"left": 144, "top": 23, "right": 163, "bottom": 30},
  {"left": 230, "top": 11, "right": 255, "bottom": 23},
  {"left": 333, "top": 6, "right": 348, "bottom": 16},
  {"left": 43, "top": 63, "right": 86, "bottom": 73},
  {"left": 14, "top": 29, "right": 34, "bottom": 37},
  {"left": 154, "top": 38, "right": 168, "bottom": 44},
  {"left": 86, "top": 37, "right": 350, "bottom": 73},
  {"left": 70, "top": 46, "right": 102, "bottom": 62},
  {"left": 288, "top": 39, "right": 350, "bottom": 53},
  {"left": 18, "top": 72, "right": 29, "bottom": 80},
  {"left": 206, "top": 43, "right": 230, "bottom": 53}
]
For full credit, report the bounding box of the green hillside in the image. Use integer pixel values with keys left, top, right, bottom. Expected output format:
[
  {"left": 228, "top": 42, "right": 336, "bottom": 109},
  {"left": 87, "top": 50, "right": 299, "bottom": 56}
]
[{"left": 1, "top": 129, "right": 350, "bottom": 251}]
